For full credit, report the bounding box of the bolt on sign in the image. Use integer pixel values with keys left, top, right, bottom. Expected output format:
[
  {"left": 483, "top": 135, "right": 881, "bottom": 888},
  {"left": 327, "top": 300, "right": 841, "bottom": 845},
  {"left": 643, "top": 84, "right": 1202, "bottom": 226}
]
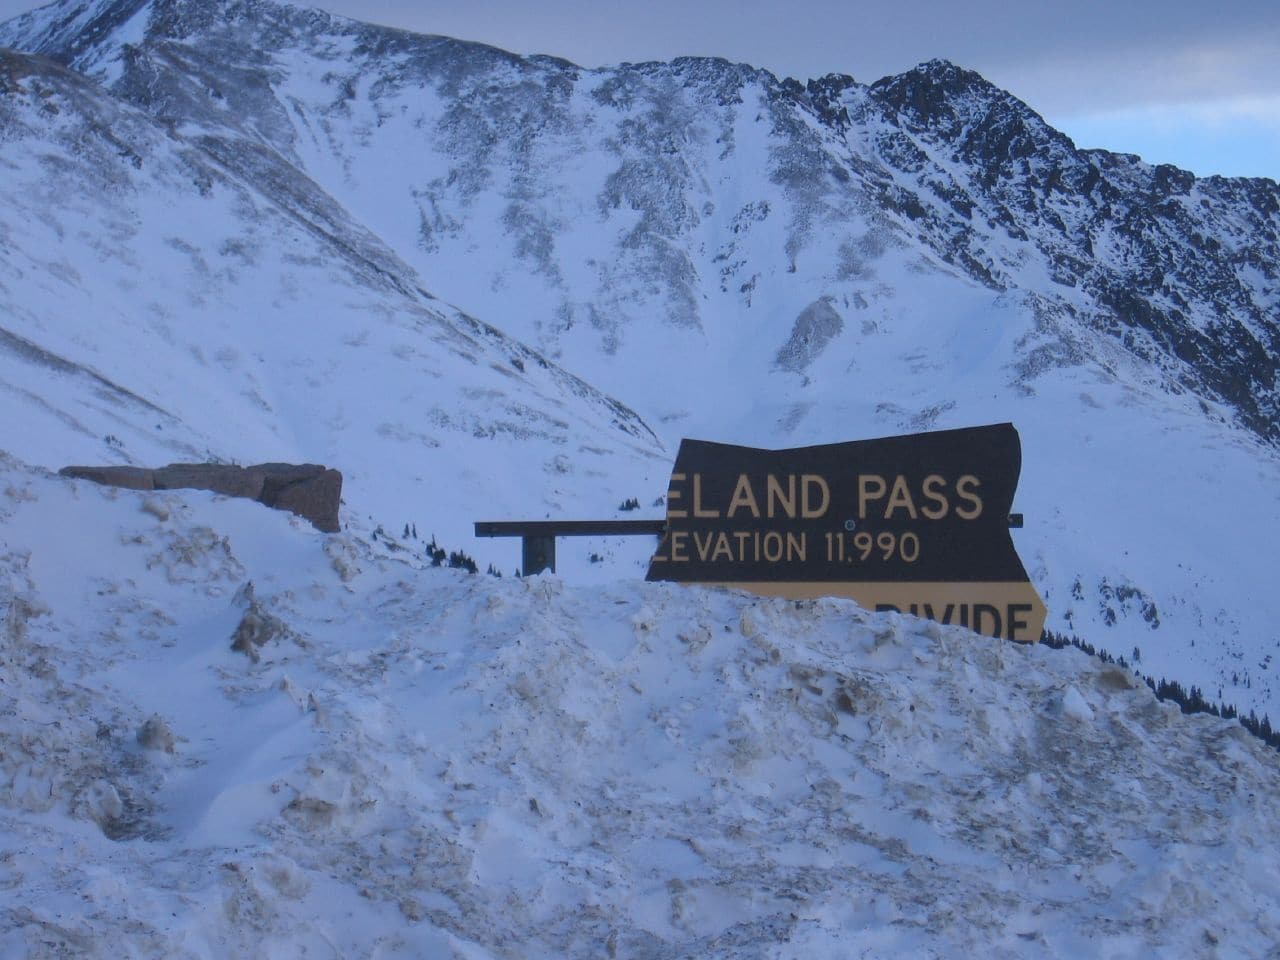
[{"left": 645, "top": 423, "right": 1047, "bottom": 642}]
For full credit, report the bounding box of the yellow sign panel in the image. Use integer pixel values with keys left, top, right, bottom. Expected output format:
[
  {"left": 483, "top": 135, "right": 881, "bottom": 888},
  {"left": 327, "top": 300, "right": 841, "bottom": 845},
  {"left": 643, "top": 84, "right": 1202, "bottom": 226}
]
[{"left": 691, "top": 580, "right": 1047, "bottom": 642}]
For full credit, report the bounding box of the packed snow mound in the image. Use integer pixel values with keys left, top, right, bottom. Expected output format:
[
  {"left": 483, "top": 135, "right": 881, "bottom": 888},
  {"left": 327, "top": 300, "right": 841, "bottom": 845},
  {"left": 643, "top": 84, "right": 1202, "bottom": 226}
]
[{"left": 3, "top": 454, "right": 1278, "bottom": 957}]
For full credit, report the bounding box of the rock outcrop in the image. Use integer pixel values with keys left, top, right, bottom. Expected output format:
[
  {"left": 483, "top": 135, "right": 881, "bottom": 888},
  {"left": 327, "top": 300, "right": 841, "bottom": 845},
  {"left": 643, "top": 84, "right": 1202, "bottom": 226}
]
[{"left": 59, "top": 462, "right": 342, "bottom": 532}]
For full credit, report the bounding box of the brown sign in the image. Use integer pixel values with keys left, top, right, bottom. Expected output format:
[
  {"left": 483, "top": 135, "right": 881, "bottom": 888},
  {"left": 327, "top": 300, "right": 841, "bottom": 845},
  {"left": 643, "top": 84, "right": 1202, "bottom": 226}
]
[{"left": 645, "top": 423, "right": 1047, "bottom": 642}]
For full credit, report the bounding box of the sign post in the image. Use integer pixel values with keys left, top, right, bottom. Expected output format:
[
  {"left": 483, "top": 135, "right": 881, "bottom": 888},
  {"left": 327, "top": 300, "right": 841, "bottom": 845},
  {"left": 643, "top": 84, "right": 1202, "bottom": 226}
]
[{"left": 645, "top": 423, "right": 1046, "bottom": 642}]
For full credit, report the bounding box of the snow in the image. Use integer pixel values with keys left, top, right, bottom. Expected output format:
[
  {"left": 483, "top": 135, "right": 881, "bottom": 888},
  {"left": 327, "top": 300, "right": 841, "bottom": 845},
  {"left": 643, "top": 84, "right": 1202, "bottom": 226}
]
[
  {"left": 1, "top": 8, "right": 1280, "bottom": 953},
  {"left": 1060, "top": 685, "right": 1094, "bottom": 722},
  {"left": 3, "top": 455, "right": 1280, "bottom": 956}
]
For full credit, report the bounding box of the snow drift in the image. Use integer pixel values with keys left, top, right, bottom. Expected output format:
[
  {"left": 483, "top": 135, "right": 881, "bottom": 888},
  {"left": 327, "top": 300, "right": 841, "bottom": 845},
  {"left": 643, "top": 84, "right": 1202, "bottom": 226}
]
[{"left": 3, "top": 456, "right": 1278, "bottom": 957}]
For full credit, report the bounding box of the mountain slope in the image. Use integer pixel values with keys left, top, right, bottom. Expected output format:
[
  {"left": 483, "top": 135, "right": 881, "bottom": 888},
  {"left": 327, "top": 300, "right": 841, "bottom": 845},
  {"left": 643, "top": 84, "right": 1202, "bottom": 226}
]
[
  {"left": 0, "top": 45, "right": 666, "bottom": 549},
  {"left": 6, "top": 0, "right": 1273, "bottom": 441},
  {"left": 845, "top": 60, "right": 1280, "bottom": 438}
]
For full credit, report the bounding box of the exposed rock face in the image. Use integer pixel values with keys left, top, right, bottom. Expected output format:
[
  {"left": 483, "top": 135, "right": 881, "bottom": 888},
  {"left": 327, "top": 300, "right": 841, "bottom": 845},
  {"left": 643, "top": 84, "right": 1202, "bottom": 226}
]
[
  {"left": 776, "top": 298, "right": 845, "bottom": 373},
  {"left": 58, "top": 462, "right": 342, "bottom": 532}
]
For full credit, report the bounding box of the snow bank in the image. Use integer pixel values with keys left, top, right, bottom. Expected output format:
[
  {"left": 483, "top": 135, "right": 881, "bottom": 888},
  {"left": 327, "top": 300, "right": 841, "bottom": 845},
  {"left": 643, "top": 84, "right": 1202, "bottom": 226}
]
[{"left": 2, "top": 454, "right": 1279, "bottom": 957}]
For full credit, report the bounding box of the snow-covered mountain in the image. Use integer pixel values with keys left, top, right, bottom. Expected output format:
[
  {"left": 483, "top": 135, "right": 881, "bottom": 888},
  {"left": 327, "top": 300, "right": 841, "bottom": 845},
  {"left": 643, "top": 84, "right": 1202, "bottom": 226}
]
[
  {"left": 7, "top": 0, "right": 1276, "bottom": 435},
  {"left": 1, "top": 0, "right": 1279, "bottom": 719},
  {"left": 0, "top": 40, "right": 666, "bottom": 542}
]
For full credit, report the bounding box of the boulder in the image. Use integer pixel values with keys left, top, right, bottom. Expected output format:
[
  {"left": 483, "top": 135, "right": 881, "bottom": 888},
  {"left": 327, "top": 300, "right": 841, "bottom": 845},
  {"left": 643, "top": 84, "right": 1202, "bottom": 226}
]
[
  {"left": 257, "top": 466, "right": 342, "bottom": 533},
  {"left": 59, "top": 465, "right": 155, "bottom": 491}
]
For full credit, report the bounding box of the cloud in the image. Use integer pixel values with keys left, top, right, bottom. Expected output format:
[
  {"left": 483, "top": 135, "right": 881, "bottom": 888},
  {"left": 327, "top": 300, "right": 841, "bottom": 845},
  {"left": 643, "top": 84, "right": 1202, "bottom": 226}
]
[
  {"left": 991, "top": 28, "right": 1280, "bottom": 117},
  {"left": 1051, "top": 95, "right": 1280, "bottom": 180}
]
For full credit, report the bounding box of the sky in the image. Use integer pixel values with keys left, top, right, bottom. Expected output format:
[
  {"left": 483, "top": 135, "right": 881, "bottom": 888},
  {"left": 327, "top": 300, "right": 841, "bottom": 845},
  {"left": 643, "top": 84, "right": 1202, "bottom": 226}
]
[{"left": 0, "top": 0, "right": 1276, "bottom": 180}]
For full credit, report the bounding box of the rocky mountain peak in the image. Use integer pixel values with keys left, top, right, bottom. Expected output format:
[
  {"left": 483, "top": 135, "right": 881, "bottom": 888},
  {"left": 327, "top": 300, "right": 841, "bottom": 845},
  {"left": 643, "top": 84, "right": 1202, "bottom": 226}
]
[
  {"left": 870, "top": 58, "right": 999, "bottom": 122},
  {"left": 867, "top": 57, "right": 1063, "bottom": 156}
]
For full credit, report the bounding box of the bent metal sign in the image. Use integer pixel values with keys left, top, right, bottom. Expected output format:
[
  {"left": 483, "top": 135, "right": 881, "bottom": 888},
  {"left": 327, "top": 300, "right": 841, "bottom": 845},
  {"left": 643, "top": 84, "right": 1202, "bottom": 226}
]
[{"left": 645, "top": 423, "right": 1047, "bottom": 642}]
